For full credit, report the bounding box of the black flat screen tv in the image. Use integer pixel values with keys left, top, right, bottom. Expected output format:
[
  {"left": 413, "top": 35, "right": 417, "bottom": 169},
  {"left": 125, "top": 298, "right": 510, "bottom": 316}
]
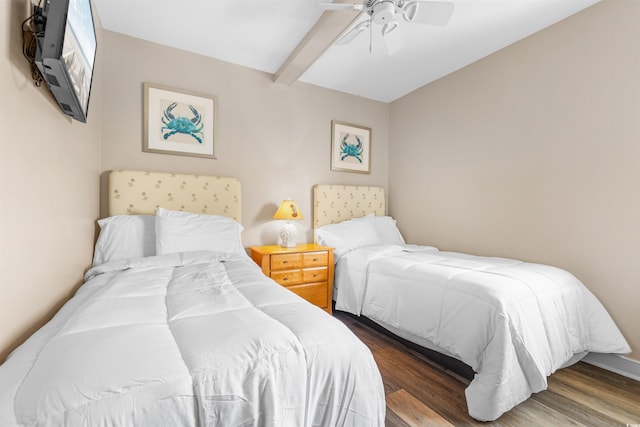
[{"left": 34, "top": 0, "right": 97, "bottom": 123}]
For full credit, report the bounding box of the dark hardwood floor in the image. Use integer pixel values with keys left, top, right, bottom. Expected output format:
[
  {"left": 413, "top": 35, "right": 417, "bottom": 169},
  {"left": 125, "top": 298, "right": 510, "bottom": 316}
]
[{"left": 333, "top": 310, "right": 640, "bottom": 427}]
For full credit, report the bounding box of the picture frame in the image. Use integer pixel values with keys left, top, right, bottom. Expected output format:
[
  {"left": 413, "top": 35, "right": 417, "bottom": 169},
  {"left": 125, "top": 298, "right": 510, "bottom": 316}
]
[
  {"left": 143, "top": 83, "right": 217, "bottom": 158},
  {"left": 330, "top": 120, "right": 371, "bottom": 174}
]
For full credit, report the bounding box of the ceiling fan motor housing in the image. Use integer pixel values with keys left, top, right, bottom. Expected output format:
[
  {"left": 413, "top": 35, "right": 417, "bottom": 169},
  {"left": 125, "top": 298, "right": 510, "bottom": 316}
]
[{"left": 371, "top": 1, "right": 396, "bottom": 25}]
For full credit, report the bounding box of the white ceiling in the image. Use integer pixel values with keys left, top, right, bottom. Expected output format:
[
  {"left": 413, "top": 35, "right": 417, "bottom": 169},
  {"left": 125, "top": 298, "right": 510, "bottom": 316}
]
[{"left": 93, "top": 0, "right": 600, "bottom": 103}]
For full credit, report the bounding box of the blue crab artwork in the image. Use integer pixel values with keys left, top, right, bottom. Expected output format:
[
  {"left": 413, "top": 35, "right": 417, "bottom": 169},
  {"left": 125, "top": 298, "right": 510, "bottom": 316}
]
[
  {"left": 340, "top": 133, "right": 364, "bottom": 163},
  {"left": 161, "top": 102, "right": 204, "bottom": 143}
]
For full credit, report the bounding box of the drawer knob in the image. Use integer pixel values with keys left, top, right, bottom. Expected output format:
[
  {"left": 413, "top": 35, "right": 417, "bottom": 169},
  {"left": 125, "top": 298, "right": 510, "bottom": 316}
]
[
  {"left": 283, "top": 277, "right": 289, "bottom": 281},
  {"left": 313, "top": 258, "right": 318, "bottom": 262},
  {"left": 313, "top": 274, "right": 318, "bottom": 277},
  {"left": 283, "top": 260, "right": 289, "bottom": 264}
]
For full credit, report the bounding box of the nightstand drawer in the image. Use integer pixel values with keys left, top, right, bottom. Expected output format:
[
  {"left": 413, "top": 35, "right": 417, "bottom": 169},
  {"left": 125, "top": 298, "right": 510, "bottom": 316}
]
[
  {"left": 249, "top": 244, "right": 334, "bottom": 314},
  {"left": 302, "top": 267, "right": 327, "bottom": 283},
  {"left": 288, "top": 282, "right": 328, "bottom": 309},
  {"left": 271, "top": 253, "right": 302, "bottom": 270},
  {"left": 303, "top": 251, "right": 328, "bottom": 267},
  {"left": 271, "top": 269, "right": 302, "bottom": 286}
]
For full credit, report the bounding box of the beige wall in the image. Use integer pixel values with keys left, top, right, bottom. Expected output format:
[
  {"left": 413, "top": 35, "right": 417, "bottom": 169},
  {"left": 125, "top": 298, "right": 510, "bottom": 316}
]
[
  {"left": 0, "top": 0, "right": 102, "bottom": 361},
  {"left": 389, "top": 0, "right": 640, "bottom": 360},
  {"left": 99, "top": 31, "right": 389, "bottom": 246}
]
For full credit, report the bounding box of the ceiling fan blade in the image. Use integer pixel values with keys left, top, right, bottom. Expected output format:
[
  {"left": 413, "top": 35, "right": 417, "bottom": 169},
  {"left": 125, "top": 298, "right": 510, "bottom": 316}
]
[
  {"left": 382, "top": 21, "right": 404, "bottom": 55},
  {"left": 318, "top": 2, "right": 364, "bottom": 11},
  {"left": 336, "top": 20, "right": 370, "bottom": 45},
  {"left": 404, "top": 1, "right": 454, "bottom": 26}
]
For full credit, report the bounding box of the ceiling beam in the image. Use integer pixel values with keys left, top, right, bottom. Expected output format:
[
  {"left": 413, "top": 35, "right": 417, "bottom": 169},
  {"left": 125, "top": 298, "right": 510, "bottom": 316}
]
[{"left": 273, "top": 5, "right": 362, "bottom": 86}]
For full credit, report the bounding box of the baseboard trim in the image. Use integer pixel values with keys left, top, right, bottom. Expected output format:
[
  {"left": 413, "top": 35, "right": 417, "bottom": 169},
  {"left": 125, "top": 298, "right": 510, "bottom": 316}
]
[{"left": 583, "top": 353, "right": 640, "bottom": 382}]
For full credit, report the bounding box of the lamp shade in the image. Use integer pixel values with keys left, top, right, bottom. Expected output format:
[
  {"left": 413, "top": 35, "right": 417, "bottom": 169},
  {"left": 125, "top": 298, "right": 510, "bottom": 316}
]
[
  {"left": 273, "top": 199, "right": 303, "bottom": 248},
  {"left": 273, "top": 199, "right": 303, "bottom": 221}
]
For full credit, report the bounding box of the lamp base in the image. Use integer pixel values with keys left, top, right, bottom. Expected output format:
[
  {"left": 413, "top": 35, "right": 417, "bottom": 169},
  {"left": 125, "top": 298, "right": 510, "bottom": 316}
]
[{"left": 279, "top": 221, "right": 297, "bottom": 248}]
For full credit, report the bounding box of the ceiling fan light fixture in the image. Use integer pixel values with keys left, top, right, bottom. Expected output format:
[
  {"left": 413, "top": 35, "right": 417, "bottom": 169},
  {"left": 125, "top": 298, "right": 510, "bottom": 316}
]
[
  {"left": 327, "top": 0, "right": 455, "bottom": 52},
  {"left": 382, "top": 21, "right": 399, "bottom": 35},
  {"left": 371, "top": 1, "right": 396, "bottom": 25}
]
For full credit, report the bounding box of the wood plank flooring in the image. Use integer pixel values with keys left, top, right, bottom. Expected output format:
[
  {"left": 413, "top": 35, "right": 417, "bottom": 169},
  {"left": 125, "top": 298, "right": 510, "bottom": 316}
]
[{"left": 333, "top": 310, "right": 640, "bottom": 427}]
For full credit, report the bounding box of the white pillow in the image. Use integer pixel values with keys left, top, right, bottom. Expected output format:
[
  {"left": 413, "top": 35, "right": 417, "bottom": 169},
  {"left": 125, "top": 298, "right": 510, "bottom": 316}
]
[
  {"left": 155, "top": 207, "right": 244, "bottom": 255},
  {"left": 346, "top": 214, "right": 406, "bottom": 245},
  {"left": 93, "top": 215, "right": 156, "bottom": 266},
  {"left": 316, "top": 216, "right": 381, "bottom": 259},
  {"left": 371, "top": 216, "right": 406, "bottom": 245}
]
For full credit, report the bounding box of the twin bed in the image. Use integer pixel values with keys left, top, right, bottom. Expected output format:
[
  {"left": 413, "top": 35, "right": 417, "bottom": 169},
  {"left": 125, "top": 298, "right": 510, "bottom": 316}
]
[
  {"left": 313, "top": 184, "right": 630, "bottom": 422},
  {"left": 0, "top": 171, "right": 630, "bottom": 425},
  {"left": 0, "top": 171, "right": 385, "bottom": 426}
]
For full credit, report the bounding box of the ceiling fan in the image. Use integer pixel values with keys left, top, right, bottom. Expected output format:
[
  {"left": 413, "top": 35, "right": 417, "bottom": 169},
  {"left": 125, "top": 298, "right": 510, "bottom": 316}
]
[{"left": 319, "top": 0, "right": 454, "bottom": 54}]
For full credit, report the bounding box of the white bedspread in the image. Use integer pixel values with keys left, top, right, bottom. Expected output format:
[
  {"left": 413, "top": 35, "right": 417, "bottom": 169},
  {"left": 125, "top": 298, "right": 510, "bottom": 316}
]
[
  {"left": 334, "top": 244, "right": 630, "bottom": 421},
  {"left": 0, "top": 251, "right": 385, "bottom": 426}
]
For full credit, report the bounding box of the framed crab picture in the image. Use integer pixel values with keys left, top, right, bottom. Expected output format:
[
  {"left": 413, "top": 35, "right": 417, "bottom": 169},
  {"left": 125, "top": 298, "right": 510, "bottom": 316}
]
[
  {"left": 330, "top": 120, "right": 371, "bottom": 174},
  {"left": 143, "top": 83, "right": 216, "bottom": 158}
]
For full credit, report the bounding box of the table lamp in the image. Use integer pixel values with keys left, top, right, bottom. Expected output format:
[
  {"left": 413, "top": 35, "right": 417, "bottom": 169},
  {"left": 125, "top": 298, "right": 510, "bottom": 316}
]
[{"left": 273, "top": 199, "right": 303, "bottom": 248}]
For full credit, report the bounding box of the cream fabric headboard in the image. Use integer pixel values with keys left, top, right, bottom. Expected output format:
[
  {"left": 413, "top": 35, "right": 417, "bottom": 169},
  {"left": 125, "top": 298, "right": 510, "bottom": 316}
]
[
  {"left": 109, "top": 170, "right": 241, "bottom": 222},
  {"left": 313, "top": 184, "right": 386, "bottom": 229}
]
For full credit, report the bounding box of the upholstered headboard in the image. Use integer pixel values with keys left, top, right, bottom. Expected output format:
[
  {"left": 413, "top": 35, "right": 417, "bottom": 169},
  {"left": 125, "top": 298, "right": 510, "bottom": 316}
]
[
  {"left": 109, "top": 170, "right": 241, "bottom": 222},
  {"left": 313, "top": 184, "right": 386, "bottom": 229}
]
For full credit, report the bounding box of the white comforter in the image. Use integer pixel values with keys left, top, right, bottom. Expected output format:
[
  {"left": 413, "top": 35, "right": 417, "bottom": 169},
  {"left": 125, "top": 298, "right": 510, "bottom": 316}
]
[
  {"left": 0, "top": 251, "right": 385, "bottom": 426},
  {"left": 334, "top": 244, "right": 630, "bottom": 421}
]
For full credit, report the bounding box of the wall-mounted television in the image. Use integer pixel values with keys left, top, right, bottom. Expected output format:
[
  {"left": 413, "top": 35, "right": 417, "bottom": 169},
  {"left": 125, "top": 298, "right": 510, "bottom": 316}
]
[{"left": 34, "top": 0, "right": 97, "bottom": 123}]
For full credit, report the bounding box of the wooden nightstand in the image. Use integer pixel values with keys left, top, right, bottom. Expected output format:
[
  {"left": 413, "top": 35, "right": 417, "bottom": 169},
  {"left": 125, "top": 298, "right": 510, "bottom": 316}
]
[{"left": 249, "top": 244, "right": 334, "bottom": 314}]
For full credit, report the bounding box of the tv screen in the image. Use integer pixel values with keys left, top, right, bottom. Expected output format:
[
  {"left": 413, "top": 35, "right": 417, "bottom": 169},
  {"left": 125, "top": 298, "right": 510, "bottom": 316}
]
[{"left": 35, "top": 0, "right": 97, "bottom": 123}]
